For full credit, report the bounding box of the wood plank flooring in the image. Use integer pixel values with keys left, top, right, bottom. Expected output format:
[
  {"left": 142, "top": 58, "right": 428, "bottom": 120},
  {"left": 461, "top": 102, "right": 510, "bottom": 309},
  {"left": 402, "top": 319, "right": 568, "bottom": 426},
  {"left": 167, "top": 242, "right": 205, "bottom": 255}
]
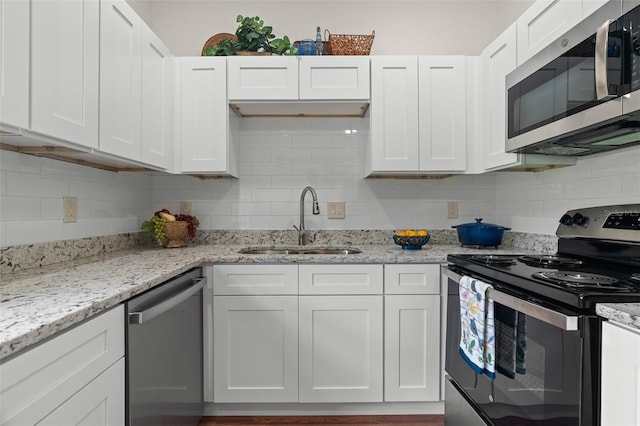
[{"left": 199, "top": 415, "right": 444, "bottom": 426}]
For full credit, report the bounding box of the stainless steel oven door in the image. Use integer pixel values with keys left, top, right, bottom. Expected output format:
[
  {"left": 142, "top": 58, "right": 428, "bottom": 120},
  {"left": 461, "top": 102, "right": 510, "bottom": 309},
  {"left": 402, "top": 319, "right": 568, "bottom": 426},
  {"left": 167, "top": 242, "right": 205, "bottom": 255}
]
[{"left": 442, "top": 267, "right": 599, "bottom": 426}]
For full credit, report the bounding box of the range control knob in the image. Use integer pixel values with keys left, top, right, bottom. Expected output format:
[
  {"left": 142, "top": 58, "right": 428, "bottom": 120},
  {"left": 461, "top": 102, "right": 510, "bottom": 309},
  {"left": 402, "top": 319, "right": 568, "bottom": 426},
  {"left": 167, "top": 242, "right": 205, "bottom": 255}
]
[
  {"left": 572, "top": 212, "right": 589, "bottom": 226},
  {"left": 560, "top": 214, "right": 574, "bottom": 226}
]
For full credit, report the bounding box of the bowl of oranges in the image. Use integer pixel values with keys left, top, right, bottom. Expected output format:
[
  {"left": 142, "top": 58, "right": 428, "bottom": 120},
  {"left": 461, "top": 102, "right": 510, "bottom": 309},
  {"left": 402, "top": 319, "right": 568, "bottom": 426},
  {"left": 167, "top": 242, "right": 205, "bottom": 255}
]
[{"left": 393, "top": 229, "right": 430, "bottom": 250}]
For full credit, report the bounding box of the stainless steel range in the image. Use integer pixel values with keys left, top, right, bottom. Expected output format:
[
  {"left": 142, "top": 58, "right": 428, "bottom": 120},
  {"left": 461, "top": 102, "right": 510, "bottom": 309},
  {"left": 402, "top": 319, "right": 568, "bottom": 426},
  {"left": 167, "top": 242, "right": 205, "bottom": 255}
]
[{"left": 442, "top": 204, "right": 640, "bottom": 426}]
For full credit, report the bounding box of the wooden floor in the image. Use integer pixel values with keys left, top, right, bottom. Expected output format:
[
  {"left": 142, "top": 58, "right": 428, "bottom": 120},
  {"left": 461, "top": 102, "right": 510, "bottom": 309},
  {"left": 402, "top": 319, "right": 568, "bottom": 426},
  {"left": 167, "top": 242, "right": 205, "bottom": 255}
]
[{"left": 199, "top": 415, "right": 444, "bottom": 426}]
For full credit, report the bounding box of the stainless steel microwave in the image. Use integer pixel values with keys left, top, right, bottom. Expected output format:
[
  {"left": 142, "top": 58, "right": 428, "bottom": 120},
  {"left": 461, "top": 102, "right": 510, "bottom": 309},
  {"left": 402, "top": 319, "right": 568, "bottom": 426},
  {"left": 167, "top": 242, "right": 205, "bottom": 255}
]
[{"left": 506, "top": 0, "right": 640, "bottom": 156}]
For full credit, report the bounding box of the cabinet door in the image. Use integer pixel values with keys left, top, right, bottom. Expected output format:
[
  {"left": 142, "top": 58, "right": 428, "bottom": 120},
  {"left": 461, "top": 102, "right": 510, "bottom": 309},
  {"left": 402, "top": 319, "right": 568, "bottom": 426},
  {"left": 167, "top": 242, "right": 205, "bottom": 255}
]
[
  {"left": 582, "top": 0, "right": 610, "bottom": 18},
  {"left": 384, "top": 295, "right": 440, "bottom": 402},
  {"left": 31, "top": 0, "right": 100, "bottom": 148},
  {"left": 175, "top": 57, "right": 231, "bottom": 174},
  {"left": 99, "top": 0, "right": 143, "bottom": 160},
  {"left": 418, "top": 56, "right": 466, "bottom": 172},
  {"left": 384, "top": 264, "right": 441, "bottom": 295},
  {"left": 516, "top": 0, "right": 583, "bottom": 66},
  {"left": 0, "top": 0, "right": 29, "bottom": 129},
  {"left": 141, "top": 25, "right": 172, "bottom": 169},
  {"left": 39, "top": 359, "right": 125, "bottom": 426},
  {"left": 0, "top": 306, "right": 124, "bottom": 425},
  {"left": 213, "top": 296, "right": 298, "bottom": 403},
  {"left": 299, "top": 56, "right": 370, "bottom": 100},
  {"left": 478, "top": 23, "right": 519, "bottom": 171},
  {"left": 227, "top": 56, "right": 298, "bottom": 100},
  {"left": 601, "top": 321, "right": 640, "bottom": 426},
  {"left": 369, "top": 56, "right": 419, "bottom": 173},
  {"left": 298, "top": 295, "right": 383, "bottom": 402},
  {"left": 299, "top": 264, "right": 383, "bottom": 295}
]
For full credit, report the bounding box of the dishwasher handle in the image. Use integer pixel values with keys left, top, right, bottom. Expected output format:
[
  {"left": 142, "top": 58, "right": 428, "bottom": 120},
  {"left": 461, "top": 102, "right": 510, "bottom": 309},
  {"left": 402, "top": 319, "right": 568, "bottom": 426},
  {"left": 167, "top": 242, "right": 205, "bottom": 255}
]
[
  {"left": 442, "top": 266, "right": 579, "bottom": 331},
  {"left": 129, "top": 277, "right": 206, "bottom": 325}
]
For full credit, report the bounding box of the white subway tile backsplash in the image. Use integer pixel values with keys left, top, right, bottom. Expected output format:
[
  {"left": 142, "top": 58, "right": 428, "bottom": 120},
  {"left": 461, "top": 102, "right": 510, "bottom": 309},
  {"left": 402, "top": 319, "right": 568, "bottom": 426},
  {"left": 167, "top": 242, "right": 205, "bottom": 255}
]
[
  {"left": 5, "top": 220, "right": 65, "bottom": 246},
  {"left": 6, "top": 171, "right": 68, "bottom": 198},
  {"left": 1, "top": 197, "right": 41, "bottom": 220},
  {"left": 622, "top": 174, "right": 640, "bottom": 197},
  {"left": 564, "top": 175, "right": 622, "bottom": 199},
  {"left": 251, "top": 188, "right": 292, "bottom": 203},
  {"left": 41, "top": 198, "right": 63, "bottom": 220}
]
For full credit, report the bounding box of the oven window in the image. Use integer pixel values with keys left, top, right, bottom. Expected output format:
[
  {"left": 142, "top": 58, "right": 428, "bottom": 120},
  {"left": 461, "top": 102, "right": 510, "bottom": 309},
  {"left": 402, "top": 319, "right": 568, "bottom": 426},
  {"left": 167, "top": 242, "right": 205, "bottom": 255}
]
[
  {"left": 508, "top": 21, "right": 625, "bottom": 139},
  {"left": 445, "top": 280, "right": 583, "bottom": 426}
]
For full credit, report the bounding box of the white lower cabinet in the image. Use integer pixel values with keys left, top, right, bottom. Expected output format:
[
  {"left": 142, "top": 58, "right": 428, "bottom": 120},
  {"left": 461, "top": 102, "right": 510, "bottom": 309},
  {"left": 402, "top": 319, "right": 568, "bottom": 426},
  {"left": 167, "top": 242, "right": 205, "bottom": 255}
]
[
  {"left": 298, "top": 295, "right": 384, "bottom": 403},
  {"left": 0, "top": 306, "right": 125, "bottom": 426},
  {"left": 384, "top": 264, "right": 441, "bottom": 402},
  {"left": 601, "top": 320, "right": 640, "bottom": 426},
  {"left": 211, "top": 263, "right": 439, "bottom": 406}
]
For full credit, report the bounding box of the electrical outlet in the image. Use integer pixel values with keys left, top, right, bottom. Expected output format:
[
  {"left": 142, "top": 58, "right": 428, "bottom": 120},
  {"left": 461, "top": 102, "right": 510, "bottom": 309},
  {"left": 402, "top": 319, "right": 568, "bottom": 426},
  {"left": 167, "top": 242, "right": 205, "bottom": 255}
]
[
  {"left": 180, "top": 201, "right": 192, "bottom": 215},
  {"left": 447, "top": 201, "right": 459, "bottom": 219},
  {"left": 63, "top": 196, "right": 77, "bottom": 223},
  {"left": 327, "top": 202, "right": 345, "bottom": 219}
]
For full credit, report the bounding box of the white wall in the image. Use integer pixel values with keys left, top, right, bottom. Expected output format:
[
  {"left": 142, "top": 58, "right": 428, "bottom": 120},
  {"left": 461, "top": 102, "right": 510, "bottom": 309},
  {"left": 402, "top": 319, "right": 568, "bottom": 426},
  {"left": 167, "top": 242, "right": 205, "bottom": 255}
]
[
  {"left": 0, "top": 150, "right": 152, "bottom": 247},
  {"left": 134, "top": 0, "right": 533, "bottom": 56}
]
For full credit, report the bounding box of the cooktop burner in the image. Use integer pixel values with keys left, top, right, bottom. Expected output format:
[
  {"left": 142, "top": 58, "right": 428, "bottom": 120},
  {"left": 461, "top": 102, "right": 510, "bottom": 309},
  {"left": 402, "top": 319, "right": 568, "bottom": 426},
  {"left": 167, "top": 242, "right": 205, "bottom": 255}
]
[
  {"left": 532, "top": 271, "right": 635, "bottom": 291},
  {"left": 470, "top": 255, "right": 518, "bottom": 265},
  {"left": 519, "top": 255, "right": 584, "bottom": 268}
]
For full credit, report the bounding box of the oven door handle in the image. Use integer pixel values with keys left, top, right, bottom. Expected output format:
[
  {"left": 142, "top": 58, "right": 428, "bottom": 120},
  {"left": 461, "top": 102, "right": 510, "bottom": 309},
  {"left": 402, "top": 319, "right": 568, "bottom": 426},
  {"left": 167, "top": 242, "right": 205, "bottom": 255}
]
[
  {"left": 129, "top": 277, "right": 206, "bottom": 325},
  {"left": 442, "top": 267, "right": 579, "bottom": 331}
]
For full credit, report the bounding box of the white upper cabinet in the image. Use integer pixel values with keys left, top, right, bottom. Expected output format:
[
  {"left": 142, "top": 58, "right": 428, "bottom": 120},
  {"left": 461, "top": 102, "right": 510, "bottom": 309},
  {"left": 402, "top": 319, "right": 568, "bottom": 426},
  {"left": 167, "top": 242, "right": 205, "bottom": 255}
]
[
  {"left": 0, "top": 0, "right": 29, "bottom": 129},
  {"left": 175, "top": 57, "right": 238, "bottom": 176},
  {"left": 227, "top": 56, "right": 298, "bottom": 100},
  {"left": 31, "top": 0, "right": 100, "bottom": 149},
  {"left": 369, "top": 56, "right": 420, "bottom": 173},
  {"left": 298, "top": 56, "right": 370, "bottom": 100},
  {"left": 418, "top": 56, "right": 467, "bottom": 172},
  {"left": 99, "top": 0, "right": 143, "bottom": 161},
  {"left": 582, "top": 0, "right": 610, "bottom": 18},
  {"left": 140, "top": 26, "right": 173, "bottom": 169},
  {"left": 516, "top": 0, "right": 583, "bottom": 66},
  {"left": 478, "top": 23, "right": 520, "bottom": 171}
]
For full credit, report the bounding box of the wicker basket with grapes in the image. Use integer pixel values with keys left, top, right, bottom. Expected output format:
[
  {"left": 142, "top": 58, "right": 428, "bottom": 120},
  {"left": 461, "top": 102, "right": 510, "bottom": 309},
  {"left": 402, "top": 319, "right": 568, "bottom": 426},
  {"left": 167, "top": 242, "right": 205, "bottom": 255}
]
[{"left": 141, "top": 209, "right": 200, "bottom": 247}]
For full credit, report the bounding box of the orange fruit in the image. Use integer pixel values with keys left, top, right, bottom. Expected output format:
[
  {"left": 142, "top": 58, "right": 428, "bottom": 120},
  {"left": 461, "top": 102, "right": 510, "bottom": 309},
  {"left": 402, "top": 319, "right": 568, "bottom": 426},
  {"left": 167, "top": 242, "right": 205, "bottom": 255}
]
[{"left": 417, "top": 230, "right": 428, "bottom": 236}]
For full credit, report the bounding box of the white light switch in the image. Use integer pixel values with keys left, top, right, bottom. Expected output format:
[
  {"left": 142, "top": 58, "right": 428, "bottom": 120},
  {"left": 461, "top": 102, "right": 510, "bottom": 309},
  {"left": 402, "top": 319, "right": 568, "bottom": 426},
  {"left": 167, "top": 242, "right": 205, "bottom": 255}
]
[
  {"left": 180, "top": 201, "right": 192, "bottom": 215},
  {"left": 447, "top": 201, "right": 459, "bottom": 219},
  {"left": 327, "top": 202, "right": 345, "bottom": 219}
]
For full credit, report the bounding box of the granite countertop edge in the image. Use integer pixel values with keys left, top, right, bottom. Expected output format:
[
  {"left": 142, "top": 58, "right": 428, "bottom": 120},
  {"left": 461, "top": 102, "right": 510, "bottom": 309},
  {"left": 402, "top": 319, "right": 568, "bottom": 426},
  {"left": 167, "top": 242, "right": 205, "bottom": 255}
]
[{"left": 595, "top": 303, "right": 640, "bottom": 331}]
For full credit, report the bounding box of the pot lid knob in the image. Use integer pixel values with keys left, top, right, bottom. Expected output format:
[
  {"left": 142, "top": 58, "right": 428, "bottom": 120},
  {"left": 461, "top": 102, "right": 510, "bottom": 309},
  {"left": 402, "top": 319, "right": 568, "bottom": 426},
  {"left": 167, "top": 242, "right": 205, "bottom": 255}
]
[{"left": 475, "top": 218, "right": 483, "bottom": 223}]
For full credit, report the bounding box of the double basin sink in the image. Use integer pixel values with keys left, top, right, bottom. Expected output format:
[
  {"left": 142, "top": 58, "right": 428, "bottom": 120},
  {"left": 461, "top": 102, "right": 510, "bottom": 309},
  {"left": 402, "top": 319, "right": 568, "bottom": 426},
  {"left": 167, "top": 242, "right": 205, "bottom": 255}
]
[{"left": 238, "top": 247, "right": 362, "bottom": 255}]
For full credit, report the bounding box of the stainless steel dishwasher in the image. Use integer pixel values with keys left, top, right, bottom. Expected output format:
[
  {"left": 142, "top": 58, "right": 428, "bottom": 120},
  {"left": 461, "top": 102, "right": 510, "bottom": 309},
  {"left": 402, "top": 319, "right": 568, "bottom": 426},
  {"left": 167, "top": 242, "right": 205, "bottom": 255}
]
[{"left": 126, "top": 267, "right": 205, "bottom": 426}]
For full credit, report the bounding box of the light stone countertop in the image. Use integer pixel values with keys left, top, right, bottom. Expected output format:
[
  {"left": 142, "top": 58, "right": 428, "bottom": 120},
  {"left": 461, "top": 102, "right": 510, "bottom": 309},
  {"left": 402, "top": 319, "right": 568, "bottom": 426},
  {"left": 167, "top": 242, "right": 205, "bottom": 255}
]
[
  {"left": 596, "top": 303, "right": 640, "bottom": 331},
  {"left": 0, "top": 242, "right": 535, "bottom": 361}
]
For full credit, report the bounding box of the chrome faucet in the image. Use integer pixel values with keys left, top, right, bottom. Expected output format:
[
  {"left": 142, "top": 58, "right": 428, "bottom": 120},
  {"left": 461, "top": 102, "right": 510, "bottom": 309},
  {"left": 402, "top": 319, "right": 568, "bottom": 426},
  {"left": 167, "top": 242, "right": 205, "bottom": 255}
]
[{"left": 293, "top": 186, "right": 320, "bottom": 245}]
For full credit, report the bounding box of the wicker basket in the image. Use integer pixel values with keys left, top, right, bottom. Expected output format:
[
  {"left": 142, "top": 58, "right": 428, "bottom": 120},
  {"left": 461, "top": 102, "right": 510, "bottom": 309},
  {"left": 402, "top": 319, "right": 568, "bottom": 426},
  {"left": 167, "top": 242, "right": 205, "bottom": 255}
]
[
  {"left": 326, "top": 30, "right": 375, "bottom": 55},
  {"left": 163, "top": 221, "right": 188, "bottom": 248}
]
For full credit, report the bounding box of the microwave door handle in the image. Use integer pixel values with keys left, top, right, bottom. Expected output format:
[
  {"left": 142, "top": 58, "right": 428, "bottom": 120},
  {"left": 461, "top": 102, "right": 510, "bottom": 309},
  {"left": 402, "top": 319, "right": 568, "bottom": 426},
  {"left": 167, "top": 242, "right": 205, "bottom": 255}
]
[
  {"left": 595, "top": 19, "right": 616, "bottom": 100},
  {"left": 129, "top": 277, "right": 206, "bottom": 325},
  {"left": 442, "top": 267, "right": 579, "bottom": 331}
]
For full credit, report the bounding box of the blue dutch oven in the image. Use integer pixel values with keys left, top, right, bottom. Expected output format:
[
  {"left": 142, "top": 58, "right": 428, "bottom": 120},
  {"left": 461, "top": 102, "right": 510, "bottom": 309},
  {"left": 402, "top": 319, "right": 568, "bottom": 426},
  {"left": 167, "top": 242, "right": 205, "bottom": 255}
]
[{"left": 452, "top": 218, "right": 511, "bottom": 247}]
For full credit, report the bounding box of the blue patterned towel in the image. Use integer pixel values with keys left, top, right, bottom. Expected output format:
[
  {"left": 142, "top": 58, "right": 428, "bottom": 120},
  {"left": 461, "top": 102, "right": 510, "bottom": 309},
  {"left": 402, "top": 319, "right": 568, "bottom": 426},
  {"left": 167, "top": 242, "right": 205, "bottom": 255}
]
[{"left": 459, "top": 276, "right": 495, "bottom": 379}]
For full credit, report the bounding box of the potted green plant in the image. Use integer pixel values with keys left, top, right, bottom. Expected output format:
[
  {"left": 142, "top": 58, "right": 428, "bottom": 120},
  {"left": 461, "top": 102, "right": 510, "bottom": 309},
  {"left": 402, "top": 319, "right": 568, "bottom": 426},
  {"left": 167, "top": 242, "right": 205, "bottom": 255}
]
[
  {"left": 235, "top": 15, "right": 274, "bottom": 54},
  {"left": 204, "top": 37, "right": 239, "bottom": 56},
  {"left": 269, "top": 35, "right": 296, "bottom": 55}
]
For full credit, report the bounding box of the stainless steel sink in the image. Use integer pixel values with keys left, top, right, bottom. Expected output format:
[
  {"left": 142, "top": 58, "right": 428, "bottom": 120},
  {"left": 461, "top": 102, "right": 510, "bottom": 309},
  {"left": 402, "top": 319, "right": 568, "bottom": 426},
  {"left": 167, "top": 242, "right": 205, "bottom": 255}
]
[{"left": 238, "top": 247, "right": 361, "bottom": 255}]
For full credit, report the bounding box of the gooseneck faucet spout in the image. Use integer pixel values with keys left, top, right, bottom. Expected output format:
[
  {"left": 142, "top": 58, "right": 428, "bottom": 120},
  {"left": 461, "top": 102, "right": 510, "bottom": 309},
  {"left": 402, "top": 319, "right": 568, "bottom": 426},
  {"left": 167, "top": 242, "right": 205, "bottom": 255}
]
[{"left": 295, "top": 186, "right": 320, "bottom": 245}]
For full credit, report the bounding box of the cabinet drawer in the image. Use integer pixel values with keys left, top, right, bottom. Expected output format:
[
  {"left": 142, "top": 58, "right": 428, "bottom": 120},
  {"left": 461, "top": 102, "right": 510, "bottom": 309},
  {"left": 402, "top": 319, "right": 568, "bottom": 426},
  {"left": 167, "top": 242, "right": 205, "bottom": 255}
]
[
  {"left": 299, "top": 56, "right": 370, "bottom": 100},
  {"left": 384, "top": 264, "right": 441, "bottom": 294},
  {"left": 227, "top": 56, "right": 298, "bottom": 100},
  {"left": 299, "top": 264, "right": 383, "bottom": 295},
  {"left": 0, "top": 305, "right": 124, "bottom": 426},
  {"left": 213, "top": 264, "right": 298, "bottom": 295}
]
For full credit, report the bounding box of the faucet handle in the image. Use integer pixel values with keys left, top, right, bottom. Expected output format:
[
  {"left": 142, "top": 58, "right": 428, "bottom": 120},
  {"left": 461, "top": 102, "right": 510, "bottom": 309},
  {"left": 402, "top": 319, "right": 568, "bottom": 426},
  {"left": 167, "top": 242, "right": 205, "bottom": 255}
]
[{"left": 293, "top": 224, "right": 300, "bottom": 232}]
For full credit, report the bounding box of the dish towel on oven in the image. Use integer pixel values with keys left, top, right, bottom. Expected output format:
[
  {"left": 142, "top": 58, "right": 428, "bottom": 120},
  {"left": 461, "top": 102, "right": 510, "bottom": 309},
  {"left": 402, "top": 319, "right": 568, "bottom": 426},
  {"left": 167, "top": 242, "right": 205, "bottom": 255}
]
[
  {"left": 495, "top": 305, "right": 528, "bottom": 378},
  {"left": 458, "top": 275, "right": 495, "bottom": 379}
]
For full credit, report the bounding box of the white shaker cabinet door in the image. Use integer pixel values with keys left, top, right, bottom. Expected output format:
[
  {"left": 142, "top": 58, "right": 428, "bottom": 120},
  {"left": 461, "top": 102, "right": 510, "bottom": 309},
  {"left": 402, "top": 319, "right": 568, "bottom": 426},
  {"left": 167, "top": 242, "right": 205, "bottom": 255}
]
[
  {"left": 516, "top": 0, "right": 583, "bottom": 66},
  {"left": 0, "top": 0, "right": 29, "bottom": 129},
  {"left": 369, "top": 56, "right": 419, "bottom": 173},
  {"left": 601, "top": 321, "right": 640, "bottom": 426},
  {"left": 31, "top": 0, "right": 100, "bottom": 148},
  {"left": 140, "top": 25, "right": 173, "bottom": 169},
  {"left": 213, "top": 295, "right": 299, "bottom": 403},
  {"left": 175, "top": 57, "right": 234, "bottom": 174},
  {"left": 299, "top": 56, "right": 370, "bottom": 100},
  {"left": 298, "top": 295, "right": 383, "bottom": 403},
  {"left": 478, "top": 23, "right": 519, "bottom": 171},
  {"left": 99, "top": 0, "right": 143, "bottom": 161},
  {"left": 227, "top": 56, "right": 298, "bottom": 100},
  {"left": 418, "top": 56, "right": 467, "bottom": 172},
  {"left": 384, "top": 294, "right": 440, "bottom": 402}
]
